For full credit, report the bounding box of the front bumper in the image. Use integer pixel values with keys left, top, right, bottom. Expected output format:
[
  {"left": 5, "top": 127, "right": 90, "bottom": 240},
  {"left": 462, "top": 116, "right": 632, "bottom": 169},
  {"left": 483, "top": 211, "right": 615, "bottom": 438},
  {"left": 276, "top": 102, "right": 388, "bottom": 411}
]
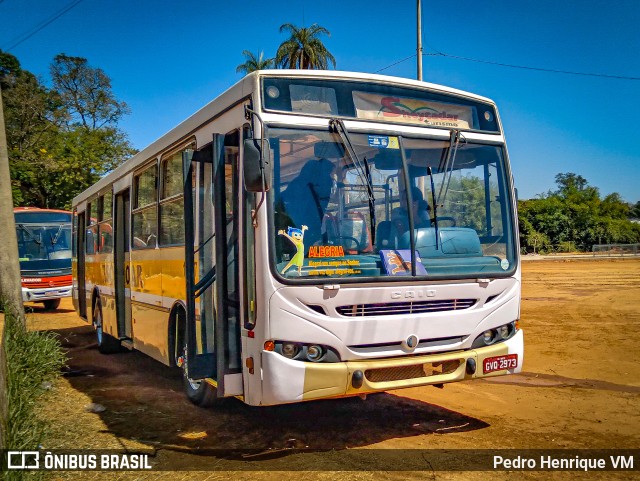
[
  {"left": 261, "top": 329, "right": 523, "bottom": 406},
  {"left": 22, "top": 285, "right": 72, "bottom": 302}
]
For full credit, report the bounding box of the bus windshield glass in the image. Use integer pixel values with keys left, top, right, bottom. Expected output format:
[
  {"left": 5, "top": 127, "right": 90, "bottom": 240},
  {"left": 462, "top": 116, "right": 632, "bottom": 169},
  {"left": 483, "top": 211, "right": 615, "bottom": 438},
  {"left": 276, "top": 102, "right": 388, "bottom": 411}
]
[
  {"left": 270, "top": 128, "right": 516, "bottom": 281},
  {"left": 16, "top": 222, "right": 72, "bottom": 262}
]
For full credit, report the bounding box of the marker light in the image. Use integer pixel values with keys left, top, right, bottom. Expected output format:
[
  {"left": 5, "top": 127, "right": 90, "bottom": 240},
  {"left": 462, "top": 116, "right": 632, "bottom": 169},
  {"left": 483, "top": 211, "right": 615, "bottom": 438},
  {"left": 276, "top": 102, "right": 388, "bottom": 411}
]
[{"left": 266, "top": 86, "right": 280, "bottom": 99}]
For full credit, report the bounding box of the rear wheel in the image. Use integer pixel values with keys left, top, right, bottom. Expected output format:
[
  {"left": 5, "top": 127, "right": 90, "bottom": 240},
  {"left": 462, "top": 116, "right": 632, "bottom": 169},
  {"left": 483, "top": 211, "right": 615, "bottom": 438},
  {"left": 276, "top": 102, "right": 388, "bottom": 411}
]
[
  {"left": 93, "top": 298, "right": 121, "bottom": 354},
  {"left": 43, "top": 299, "right": 61, "bottom": 311}
]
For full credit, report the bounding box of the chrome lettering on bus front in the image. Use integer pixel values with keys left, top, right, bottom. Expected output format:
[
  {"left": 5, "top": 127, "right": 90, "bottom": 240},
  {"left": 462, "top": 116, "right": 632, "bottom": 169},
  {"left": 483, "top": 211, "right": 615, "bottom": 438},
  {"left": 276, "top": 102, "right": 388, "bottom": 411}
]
[{"left": 391, "top": 289, "right": 436, "bottom": 299}]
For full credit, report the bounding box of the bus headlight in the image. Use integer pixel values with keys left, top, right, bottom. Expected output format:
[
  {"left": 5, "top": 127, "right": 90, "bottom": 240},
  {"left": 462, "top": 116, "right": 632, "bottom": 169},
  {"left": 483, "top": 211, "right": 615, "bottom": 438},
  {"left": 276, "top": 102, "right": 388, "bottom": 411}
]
[
  {"left": 281, "top": 342, "right": 300, "bottom": 359},
  {"left": 483, "top": 330, "right": 494, "bottom": 343},
  {"left": 472, "top": 322, "right": 516, "bottom": 349},
  {"left": 498, "top": 325, "right": 510, "bottom": 340},
  {"left": 272, "top": 341, "right": 340, "bottom": 363},
  {"left": 306, "top": 345, "right": 324, "bottom": 362}
]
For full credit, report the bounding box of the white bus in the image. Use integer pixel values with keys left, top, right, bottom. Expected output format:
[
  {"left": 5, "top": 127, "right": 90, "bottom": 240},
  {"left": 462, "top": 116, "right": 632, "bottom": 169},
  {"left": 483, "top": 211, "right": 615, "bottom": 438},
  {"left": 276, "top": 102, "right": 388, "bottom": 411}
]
[{"left": 72, "top": 70, "right": 523, "bottom": 407}]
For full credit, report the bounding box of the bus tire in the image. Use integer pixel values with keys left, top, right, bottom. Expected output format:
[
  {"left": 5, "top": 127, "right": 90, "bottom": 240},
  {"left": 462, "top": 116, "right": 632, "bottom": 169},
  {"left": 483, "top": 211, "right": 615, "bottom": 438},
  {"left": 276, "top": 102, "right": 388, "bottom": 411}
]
[
  {"left": 93, "top": 298, "right": 121, "bottom": 354},
  {"left": 43, "top": 299, "right": 61, "bottom": 311},
  {"left": 181, "top": 344, "right": 219, "bottom": 408}
]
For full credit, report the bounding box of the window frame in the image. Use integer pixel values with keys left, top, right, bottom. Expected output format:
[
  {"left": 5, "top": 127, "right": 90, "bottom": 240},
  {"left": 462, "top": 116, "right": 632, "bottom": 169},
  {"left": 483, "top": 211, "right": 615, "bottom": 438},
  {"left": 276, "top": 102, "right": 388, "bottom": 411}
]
[
  {"left": 132, "top": 161, "right": 159, "bottom": 250},
  {"left": 96, "top": 190, "right": 114, "bottom": 254},
  {"left": 158, "top": 141, "right": 195, "bottom": 247}
]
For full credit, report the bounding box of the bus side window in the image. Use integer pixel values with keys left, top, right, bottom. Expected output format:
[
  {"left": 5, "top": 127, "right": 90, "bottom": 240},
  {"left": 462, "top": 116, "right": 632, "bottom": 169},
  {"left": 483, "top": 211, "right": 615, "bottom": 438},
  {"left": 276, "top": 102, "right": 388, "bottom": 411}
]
[
  {"left": 86, "top": 201, "right": 97, "bottom": 255},
  {"left": 132, "top": 163, "right": 159, "bottom": 249},
  {"left": 159, "top": 148, "right": 193, "bottom": 246}
]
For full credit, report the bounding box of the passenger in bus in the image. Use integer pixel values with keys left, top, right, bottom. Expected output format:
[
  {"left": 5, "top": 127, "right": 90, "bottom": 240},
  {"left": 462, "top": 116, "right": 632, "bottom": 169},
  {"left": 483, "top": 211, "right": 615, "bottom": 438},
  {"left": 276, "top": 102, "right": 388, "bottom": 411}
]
[
  {"left": 280, "top": 158, "right": 335, "bottom": 247},
  {"left": 391, "top": 186, "right": 431, "bottom": 236}
]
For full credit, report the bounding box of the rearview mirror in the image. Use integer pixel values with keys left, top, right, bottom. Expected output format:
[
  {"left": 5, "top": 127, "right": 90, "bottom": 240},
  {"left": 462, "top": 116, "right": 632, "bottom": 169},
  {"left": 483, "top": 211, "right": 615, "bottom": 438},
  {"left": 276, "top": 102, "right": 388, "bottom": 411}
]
[{"left": 243, "top": 138, "right": 271, "bottom": 192}]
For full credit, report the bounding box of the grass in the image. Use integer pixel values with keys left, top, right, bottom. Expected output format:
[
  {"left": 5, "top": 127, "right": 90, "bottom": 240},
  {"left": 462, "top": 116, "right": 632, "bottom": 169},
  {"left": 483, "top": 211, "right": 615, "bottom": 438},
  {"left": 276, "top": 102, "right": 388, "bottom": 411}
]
[{"left": 3, "top": 311, "right": 66, "bottom": 479}]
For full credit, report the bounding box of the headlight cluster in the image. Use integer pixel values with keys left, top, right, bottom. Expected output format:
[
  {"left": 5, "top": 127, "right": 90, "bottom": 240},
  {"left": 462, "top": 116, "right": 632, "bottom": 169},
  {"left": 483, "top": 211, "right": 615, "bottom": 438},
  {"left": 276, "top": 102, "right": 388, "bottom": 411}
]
[
  {"left": 268, "top": 341, "right": 340, "bottom": 363},
  {"left": 471, "top": 321, "right": 517, "bottom": 349}
]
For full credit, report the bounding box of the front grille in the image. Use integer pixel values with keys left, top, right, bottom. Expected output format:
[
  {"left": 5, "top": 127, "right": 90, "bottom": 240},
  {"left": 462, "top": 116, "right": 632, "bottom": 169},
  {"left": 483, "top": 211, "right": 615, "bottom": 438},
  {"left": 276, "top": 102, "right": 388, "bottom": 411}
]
[
  {"left": 365, "top": 360, "right": 461, "bottom": 383},
  {"left": 337, "top": 299, "right": 476, "bottom": 317}
]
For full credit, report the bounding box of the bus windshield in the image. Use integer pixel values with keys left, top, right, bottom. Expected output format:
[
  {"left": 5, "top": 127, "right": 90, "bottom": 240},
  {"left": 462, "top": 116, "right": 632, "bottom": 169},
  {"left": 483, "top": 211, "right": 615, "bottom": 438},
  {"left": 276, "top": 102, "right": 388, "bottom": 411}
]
[
  {"left": 16, "top": 223, "right": 72, "bottom": 262},
  {"left": 270, "top": 127, "right": 516, "bottom": 281}
]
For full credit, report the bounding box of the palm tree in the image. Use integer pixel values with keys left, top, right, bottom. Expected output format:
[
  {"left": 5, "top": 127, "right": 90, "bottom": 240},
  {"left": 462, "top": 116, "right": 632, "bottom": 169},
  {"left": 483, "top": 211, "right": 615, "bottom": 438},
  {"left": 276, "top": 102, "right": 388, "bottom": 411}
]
[
  {"left": 275, "top": 23, "right": 336, "bottom": 70},
  {"left": 236, "top": 50, "right": 274, "bottom": 74}
]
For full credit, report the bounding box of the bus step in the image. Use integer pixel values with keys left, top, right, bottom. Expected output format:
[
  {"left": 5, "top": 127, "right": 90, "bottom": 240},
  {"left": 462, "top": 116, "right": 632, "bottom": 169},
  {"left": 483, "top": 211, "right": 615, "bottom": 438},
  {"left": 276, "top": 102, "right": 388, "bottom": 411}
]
[{"left": 120, "top": 339, "right": 134, "bottom": 350}]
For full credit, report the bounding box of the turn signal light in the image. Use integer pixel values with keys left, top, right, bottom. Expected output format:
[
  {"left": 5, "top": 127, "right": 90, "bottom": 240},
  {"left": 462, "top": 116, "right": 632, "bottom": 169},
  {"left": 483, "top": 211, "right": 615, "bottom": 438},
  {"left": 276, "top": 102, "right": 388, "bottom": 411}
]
[{"left": 264, "top": 340, "right": 275, "bottom": 351}]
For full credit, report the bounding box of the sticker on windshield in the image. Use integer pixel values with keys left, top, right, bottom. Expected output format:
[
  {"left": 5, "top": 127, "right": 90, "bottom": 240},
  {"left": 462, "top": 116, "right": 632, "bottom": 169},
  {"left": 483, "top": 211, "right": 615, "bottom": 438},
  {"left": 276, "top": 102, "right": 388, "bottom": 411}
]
[
  {"left": 278, "top": 225, "right": 308, "bottom": 275},
  {"left": 308, "top": 245, "right": 345, "bottom": 258},
  {"left": 500, "top": 259, "right": 510, "bottom": 270},
  {"left": 368, "top": 135, "right": 399, "bottom": 149},
  {"left": 307, "top": 258, "right": 362, "bottom": 276}
]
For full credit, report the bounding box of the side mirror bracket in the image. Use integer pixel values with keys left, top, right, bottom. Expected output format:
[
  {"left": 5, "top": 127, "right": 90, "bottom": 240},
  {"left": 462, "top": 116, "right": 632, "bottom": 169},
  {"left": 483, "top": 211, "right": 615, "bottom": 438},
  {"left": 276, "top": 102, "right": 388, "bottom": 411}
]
[{"left": 243, "top": 106, "right": 272, "bottom": 192}]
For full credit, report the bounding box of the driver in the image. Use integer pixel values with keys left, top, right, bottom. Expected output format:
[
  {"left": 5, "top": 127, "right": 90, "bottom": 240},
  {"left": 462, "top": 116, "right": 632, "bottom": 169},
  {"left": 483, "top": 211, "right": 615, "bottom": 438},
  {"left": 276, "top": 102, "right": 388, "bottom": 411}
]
[
  {"left": 391, "top": 186, "right": 431, "bottom": 236},
  {"left": 280, "top": 158, "right": 336, "bottom": 247}
]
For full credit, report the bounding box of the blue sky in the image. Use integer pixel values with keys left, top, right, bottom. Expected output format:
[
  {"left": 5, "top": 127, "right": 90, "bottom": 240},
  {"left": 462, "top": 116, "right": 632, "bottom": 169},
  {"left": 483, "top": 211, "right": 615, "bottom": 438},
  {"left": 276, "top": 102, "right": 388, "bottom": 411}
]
[{"left": 2, "top": 0, "right": 639, "bottom": 202}]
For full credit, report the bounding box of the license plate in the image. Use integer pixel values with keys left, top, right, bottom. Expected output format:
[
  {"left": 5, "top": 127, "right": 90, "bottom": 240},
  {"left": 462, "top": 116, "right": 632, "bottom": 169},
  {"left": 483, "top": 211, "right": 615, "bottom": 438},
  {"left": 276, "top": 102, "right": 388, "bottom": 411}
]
[{"left": 483, "top": 354, "right": 518, "bottom": 374}]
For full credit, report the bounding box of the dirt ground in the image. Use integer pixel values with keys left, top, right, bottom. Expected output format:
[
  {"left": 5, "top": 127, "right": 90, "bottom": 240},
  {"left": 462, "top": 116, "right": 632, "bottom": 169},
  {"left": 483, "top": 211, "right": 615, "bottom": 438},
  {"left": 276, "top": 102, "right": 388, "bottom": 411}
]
[{"left": 19, "top": 258, "right": 640, "bottom": 479}]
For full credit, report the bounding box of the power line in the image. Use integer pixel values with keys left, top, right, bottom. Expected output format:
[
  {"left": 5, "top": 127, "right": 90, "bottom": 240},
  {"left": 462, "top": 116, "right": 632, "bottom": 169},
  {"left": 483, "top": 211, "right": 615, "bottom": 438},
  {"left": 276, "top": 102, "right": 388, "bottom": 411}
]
[
  {"left": 375, "top": 47, "right": 640, "bottom": 81},
  {"left": 2, "top": 0, "right": 85, "bottom": 52},
  {"left": 375, "top": 54, "right": 417, "bottom": 74},
  {"left": 428, "top": 48, "right": 640, "bottom": 81}
]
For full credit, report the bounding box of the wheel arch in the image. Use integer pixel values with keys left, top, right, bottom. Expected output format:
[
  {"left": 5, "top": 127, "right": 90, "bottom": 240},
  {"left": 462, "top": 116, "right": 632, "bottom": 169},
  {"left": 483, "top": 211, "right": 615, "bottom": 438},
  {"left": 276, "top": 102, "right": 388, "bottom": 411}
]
[
  {"left": 90, "top": 287, "right": 101, "bottom": 323},
  {"left": 168, "top": 300, "right": 187, "bottom": 368}
]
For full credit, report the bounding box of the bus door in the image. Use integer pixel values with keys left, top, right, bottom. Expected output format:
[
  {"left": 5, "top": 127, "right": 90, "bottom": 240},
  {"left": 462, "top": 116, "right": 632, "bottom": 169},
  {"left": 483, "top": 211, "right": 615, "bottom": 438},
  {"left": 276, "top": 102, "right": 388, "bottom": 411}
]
[
  {"left": 183, "top": 133, "right": 243, "bottom": 397},
  {"left": 77, "top": 211, "right": 87, "bottom": 318},
  {"left": 114, "top": 189, "right": 132, "bottom": 338}
]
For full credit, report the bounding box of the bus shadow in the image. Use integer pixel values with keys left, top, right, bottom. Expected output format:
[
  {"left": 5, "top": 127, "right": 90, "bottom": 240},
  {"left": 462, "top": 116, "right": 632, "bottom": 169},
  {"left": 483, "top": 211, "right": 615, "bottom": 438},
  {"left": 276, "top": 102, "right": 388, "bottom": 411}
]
[
  {"left": 53, "top": 325, "right": 490, "bottom": 455},
  {"left": 25, "top": 303, "right": 76, "bottom": 315}
]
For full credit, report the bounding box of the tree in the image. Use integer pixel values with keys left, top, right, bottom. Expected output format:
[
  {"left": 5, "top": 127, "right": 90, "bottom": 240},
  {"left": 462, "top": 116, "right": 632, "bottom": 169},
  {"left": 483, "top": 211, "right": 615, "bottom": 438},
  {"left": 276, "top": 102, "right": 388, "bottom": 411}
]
[
  {"left": 1, "top": 51, "right": 136, "bottom": 210},
  {"left": 518, "top": 172, "right": 640, "bottom": 252},
  {"left": 50, "top": 53, "right": 130, "bottom": 129},
  {"left": 275, "top": 23, "right": 336, "bottom": 69},
  {"left": 236, "top": 50, "right": 274, "bottom": 74}
]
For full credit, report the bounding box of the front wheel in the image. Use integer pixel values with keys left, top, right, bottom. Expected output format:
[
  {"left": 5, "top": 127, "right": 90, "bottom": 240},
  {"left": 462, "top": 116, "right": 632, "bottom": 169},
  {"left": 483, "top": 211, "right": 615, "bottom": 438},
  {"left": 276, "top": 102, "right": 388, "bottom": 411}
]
[
  {"left": 43, "top": 299, "right": 61, "bottom": 311},
  {"left": 180, "top": 344, "right": 219, "bottom": 407},
  {"left": 93, "top": 298, "right": 121, "bottom": 354}
]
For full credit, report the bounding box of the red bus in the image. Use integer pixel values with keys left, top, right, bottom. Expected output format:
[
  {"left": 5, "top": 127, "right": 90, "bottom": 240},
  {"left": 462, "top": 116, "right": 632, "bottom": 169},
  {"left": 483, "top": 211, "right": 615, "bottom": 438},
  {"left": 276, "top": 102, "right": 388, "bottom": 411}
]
[{"left": 14, "top": 208, "right": 73, "bottom": 310}]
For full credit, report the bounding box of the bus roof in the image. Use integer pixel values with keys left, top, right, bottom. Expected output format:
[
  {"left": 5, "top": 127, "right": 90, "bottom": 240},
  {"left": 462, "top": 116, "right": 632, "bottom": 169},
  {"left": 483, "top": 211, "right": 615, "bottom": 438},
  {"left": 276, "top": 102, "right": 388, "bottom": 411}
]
[
  {"left": 72, "top": 70, "right": 496, "bottom": 206},
  {"left": 14, "top": 207, "right": 72, "bottom": 214}
]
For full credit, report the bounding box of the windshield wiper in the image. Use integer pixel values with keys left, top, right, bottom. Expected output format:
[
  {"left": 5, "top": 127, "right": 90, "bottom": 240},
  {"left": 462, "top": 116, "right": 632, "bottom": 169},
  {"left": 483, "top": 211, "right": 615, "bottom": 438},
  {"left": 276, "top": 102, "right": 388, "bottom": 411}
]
[
  {"left": 430, "top": 129, "right": 463, "bottom": 250},
  {"left": 329, "top": 118, "right": 376, "bottom": 246},
  {"left": 17, "top": 224, "right": 42, "bottom": 244},
  {"left": 427, "top": 166, "right": 439, "bottom": 250},
  {"left": 437, "top": 129, "right": 463, "bottom": 205},
  {"left": 51, "top": 225, "right": 64, "bottom": 245}
]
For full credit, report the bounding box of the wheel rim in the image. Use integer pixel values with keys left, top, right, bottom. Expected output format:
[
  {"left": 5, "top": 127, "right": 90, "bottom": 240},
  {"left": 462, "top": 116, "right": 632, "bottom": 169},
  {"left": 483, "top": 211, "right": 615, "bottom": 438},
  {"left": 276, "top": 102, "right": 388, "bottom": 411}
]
[
  {"left": 183, "top": 344, "right": 201, "bottom": 390},
  {"left": 94, "top": 308, "right": 103, "bottom": 345}
]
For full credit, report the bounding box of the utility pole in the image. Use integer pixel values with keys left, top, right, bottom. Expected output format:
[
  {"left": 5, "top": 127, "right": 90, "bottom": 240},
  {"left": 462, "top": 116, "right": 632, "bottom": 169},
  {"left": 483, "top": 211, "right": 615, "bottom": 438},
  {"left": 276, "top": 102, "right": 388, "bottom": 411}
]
[
  {"left": 417, "top": 0, "right": 423, "bottom": 81},
  {"left": 0, "top": 83, "right": 26, "bottom": 450}
]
